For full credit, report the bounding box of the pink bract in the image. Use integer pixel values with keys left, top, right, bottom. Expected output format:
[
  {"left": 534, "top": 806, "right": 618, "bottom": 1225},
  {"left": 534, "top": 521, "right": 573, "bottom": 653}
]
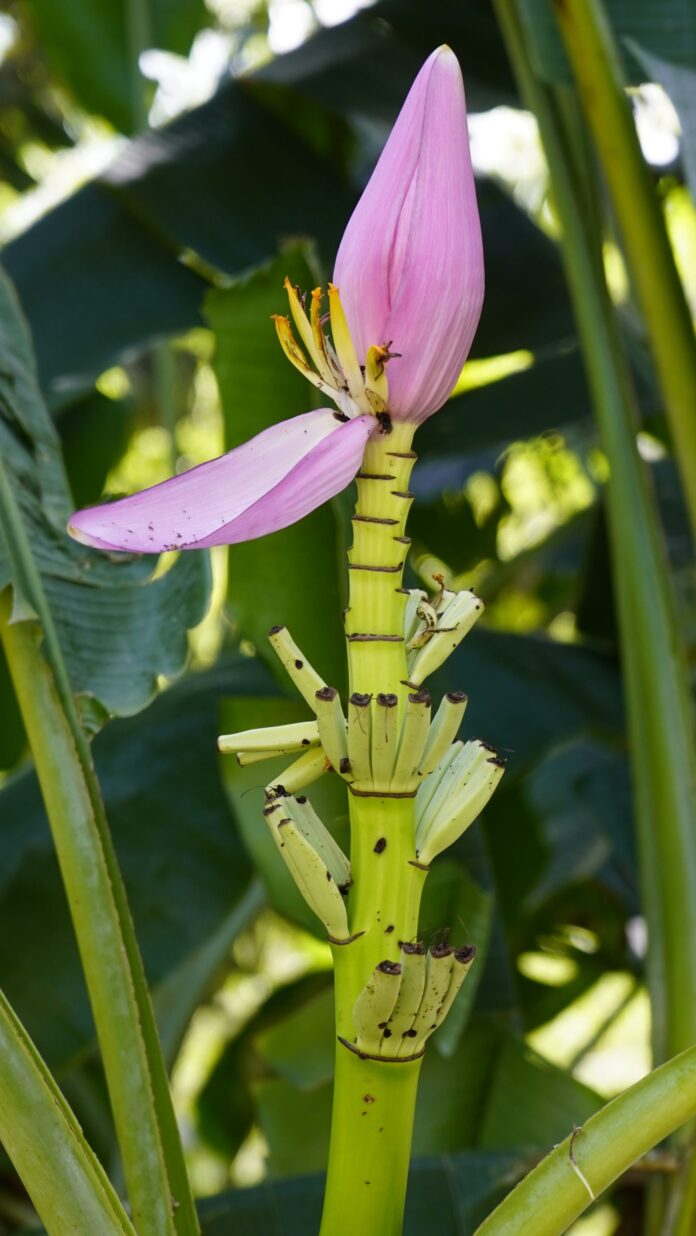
[
  {"left": 68, "top": 411, "right": 372, "bottom": 552},
  {"left": 333, "top": 46, "right": 484, "bottom": 422}
]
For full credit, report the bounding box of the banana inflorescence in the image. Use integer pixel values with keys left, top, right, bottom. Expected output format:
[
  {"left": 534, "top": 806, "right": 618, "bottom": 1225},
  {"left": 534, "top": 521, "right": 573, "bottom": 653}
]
[
  {"left": 217, "top": 581, "right": 503, "bottom": 1057},
  {"left": 344, "top": 942, "right": 477, "bottom": 1060}
]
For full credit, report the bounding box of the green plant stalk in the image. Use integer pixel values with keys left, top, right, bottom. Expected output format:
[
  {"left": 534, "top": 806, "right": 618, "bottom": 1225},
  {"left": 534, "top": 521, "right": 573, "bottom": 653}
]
[
  {"left": 496, "top": 0, "right": 696, "bottom": 1070},
  {"left": 0, "top": 988, "right": 137, "bottom": 1236},
  {"left": 475, "top": 1042, "right": 696, "bottom": 1236},
  {"left": 0, "top": 449, "right": 200, "bottom": 1236},
  {"left": 320, "top": 422, "right": 427, "bottom": 1236},
  {"left": 495, "top": 5, "right": 696, "bottom": 1229},
  {"left": 550, "top": 0, "right": 696, "bottom": 541}
]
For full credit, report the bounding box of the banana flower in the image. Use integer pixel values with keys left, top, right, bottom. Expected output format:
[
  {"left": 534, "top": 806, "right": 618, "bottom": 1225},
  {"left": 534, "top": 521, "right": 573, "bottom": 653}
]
[{"left": 68, "top": 46, "right": 483, "bottom": 553}]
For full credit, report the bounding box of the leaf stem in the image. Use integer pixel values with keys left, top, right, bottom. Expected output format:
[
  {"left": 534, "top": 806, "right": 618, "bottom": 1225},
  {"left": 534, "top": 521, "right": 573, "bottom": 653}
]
[
  {"left": 0, "top": 427, "right": 200, "bottom": 1236},
  {"left": 0, "top": 988, "right": 137, "bottom": 1236},
  {"left": 549, "top": 0, "right": 696, "bottom": 541},
  {"left": 495, "top": 0, "right": 696, "bottom": 1069},
  {"left": 475, "top": 1043, "right": 696, "bottom": 1236}
]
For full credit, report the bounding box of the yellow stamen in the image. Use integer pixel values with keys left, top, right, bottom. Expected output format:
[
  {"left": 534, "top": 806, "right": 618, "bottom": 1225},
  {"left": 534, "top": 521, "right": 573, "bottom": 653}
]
[
  {"left": 328, "top": 283, "right": 368, "bottom": 407},
  {"left": 283, "top": 278, "right": 335, "bottom": 386},
  {"left": 271, "top": 315, "right": 333, "bottom": 396},
  {"left": 364, "top": 345, "right": 390, "bottom": 413},
  {"left": 310, "top": 287, "right": 343, "bottom": 385}
]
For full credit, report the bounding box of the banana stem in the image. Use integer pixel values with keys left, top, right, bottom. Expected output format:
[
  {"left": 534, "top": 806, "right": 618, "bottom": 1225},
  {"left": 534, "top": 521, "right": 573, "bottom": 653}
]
[
  {"left": 320, "top": 1047, "right": 422, "bottom": 1236},
  {"left": 320, "top": 422, "right": 426, "bottom": 1236}
]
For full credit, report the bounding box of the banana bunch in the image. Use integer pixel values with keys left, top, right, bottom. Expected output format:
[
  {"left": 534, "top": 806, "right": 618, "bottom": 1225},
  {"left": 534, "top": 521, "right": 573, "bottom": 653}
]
[
  {"left": 263, "top": 788, "right": 352, "bottom": 941},
  {"left": 347, "top": 941, "right": 477, "bottom": 1060},
  {"left": 217, "top": 608, "right": 505, "bottom": 941},
  {"left": 414, "top": 739, "right": 505, "bottom": 866},
  {"left": 404, "top": 582, "right": 484, "bottom": 686}
]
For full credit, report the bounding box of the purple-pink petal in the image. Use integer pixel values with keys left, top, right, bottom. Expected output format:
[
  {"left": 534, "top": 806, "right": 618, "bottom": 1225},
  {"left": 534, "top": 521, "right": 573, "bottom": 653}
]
[
  {"left": 68, "top": 410, "right": 373, "bottom": 553},
  {"left": 333, "top": 46, "right": 484, "bottom": 423}
]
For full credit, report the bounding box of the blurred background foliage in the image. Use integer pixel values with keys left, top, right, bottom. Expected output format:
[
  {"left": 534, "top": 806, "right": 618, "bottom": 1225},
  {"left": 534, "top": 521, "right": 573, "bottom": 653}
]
[{"left": 0, "top": 0, "right": 694, "bottom": 1232}]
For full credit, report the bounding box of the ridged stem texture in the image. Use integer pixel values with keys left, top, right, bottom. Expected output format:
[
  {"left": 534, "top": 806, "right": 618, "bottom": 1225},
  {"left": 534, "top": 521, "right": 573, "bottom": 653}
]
[{"left": 320, "top": 421, "right": 425, "bottom": 1236}]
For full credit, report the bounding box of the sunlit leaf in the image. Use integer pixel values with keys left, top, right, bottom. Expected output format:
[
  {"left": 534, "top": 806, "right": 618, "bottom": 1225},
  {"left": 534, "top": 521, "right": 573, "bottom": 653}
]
[{"left": 0, "top": 267, "right": 210, "bottom": 717}]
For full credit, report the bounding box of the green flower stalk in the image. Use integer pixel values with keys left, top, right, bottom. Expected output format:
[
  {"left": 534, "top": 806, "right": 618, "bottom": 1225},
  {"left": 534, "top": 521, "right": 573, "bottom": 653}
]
[{"left": 69, "top": 46, "right": 498, "bottom": 1236}]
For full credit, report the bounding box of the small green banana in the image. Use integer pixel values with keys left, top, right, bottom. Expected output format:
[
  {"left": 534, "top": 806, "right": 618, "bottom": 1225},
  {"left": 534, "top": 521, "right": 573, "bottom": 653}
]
[
  {"left": 347, "top": 691, "right": 372, "bottom": 784},
  {"left": 370, "top": 692, "right": 399, "bottom": 787},
  {"left": 268, "top": 625, "right": 327, "bottom": 708},
  {"left": 218, "top": 719, "right": 320, "bottom": 758},
  {"left": 314, "top": 686, "right": 350, "bottom": 778},
  {"left": 352, "top": 960, "right": 403, "bottom": 1055},
  {"left": 391, "top": 691, "right": 431, "bottom": 789},
  {"left": 417, "top": 692, "right": 468, "bottom": 778},
  {"left": 274, "top": 816, "right": 350, "bottom": 940},
  {"left": 384, "top": 943, "right": 427, "bottom": 1053},
  {"left": 417, "top": 756, "right": 505, "bottom": 864}
]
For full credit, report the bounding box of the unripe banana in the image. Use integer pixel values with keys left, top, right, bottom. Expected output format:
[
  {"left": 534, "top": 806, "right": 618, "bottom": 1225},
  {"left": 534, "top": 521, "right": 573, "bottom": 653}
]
[
  {"left": 391, "top": 691, "right": 431, "bottom": 789},
  {"left": 414, "top": 742, "right": 463, "bottom": 827},
  {"left": 314, "top": 687, "right": 350, "bottom": 778},
  {"left": 268, "top": 625, "right": 326, "bottom": 707},
  {"left": 289, "top": 793, "right": 351, "bottom": 890},
  {"left": 218, "top": 720, "right": 320, "bottom": 758},
  {"left": 274, "top": 816, "right": 349, "bottom": 939},
  {"left": 371, "top": 693, "right": 399, "bottom": 787},
  {"left": 407, "top": 944, "right": 455, "bottom": 1051},
  {"left": 417, "top": 692, "right": 468, "bottom": 778},
  {"left": 436, "top": 945, "right": 477, "bottom": 1025},
  {"left": 265, "top": 746, "right": 329, "bottom": 797},
  {"left": 384, "top": 943, "right": 426, "bottom": 1053},
  {"left": 407, "top": 590, "right": 484, "bottom": 685},
  {"left": 417, "top": 757, "right": 505, "bottom": 865},
  {"left": 415, "top": 740, "right": 490, "bottom": 844},
  {"left": 347, "top": 692, "right": 372, "bottom": 784},
  {"left": 352, "top": 960, "right": 403, "bottom": 1055}
]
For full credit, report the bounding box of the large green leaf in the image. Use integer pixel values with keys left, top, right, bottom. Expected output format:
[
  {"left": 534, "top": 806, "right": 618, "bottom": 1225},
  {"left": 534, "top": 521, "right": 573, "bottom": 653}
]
[
  {"left": 256, "top": 0, "right": 517, "bottom": 117},
  {"left": 29, "top": 0, "right": 207, "bottom": 133},
  {"left": 206, "top": 245, "right": 347, "bottom": 689},
  {"left": 432, "top": 627, "right": 623, "bottom": 768},
  {"left": 59, "top": 389, "right": 135, "bottom": 510},
  {"left": 0, "top": 267, "right": 209, "bottom": 718},
  {"left": 5, "top": 184, "right": 211, "bottom": 406},
  {"left": 252, "top": 1007, "right": 601, "bottom": 1176},
  {"left": 0, "top": 659, "right": 261, "bottom": 1070},
  {"left": 418, "top": 346, "right": 591, "bottom": 460},
  {"left": 5, "top": 116, "right": 574, "bottom": 410},
  {"left": 196, "top": 973, "right": 332, "bottom": 1160},
  {"left": 518, "top": 0, "right": 696, "bottom": 83},
  {"left": 198, "top": 1152, "right": 522, "bottom": 1236}
]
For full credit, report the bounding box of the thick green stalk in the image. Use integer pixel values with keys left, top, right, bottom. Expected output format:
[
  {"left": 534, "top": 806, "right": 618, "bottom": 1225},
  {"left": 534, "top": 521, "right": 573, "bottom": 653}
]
[
  {"left": 0, "top": 988, "right": 136, "bottom": 1236},
  {"left": 496, "top": 0, "right": 696, "bottom": 1069},
  {"left": 0, "top": 445, "right": 199, "bottom": 1235},
  {"left": 475, "top": 1042, "right": 696, "bottom": 1236},
  {"left": 550, "top": 0, "right": 696, "bottom": 542},
  {"left": 320, "top": 1048, "right": 422, "bottom": 1236},
  {"left": 321, "top": 422, "right": 426, "bottom": 1236}
]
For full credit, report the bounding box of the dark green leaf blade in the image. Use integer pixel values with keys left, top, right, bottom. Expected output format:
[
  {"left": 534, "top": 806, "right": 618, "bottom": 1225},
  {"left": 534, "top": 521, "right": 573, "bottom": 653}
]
[{"left": 0, "top": 266, "right": 210, "bottom": 717}]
